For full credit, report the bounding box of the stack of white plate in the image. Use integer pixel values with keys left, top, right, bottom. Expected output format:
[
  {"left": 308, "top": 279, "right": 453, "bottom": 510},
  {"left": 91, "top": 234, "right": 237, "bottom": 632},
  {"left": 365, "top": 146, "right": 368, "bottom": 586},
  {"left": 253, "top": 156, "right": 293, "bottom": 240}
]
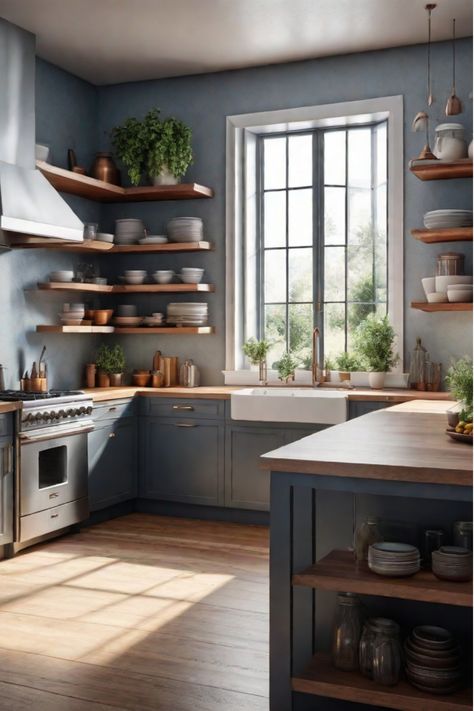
[
  {"left": 59, "top": 303, "right": 85, "bottom": 326},
  {"left": 368, "top": 542, "right": 420, "bottom": 577},
  {"left": 138, "top": 235, "right": 168, "bottom": 245},
  {"left": 115, "top": 218, "right": 146, "bottom": 244},
  {"left": 167, "top": 302, "right": 208, "bottom": 326},
  {"left": 143, "top": 312, "right": 165, "bottom": 327},
  {"left": 112, "top": 316, "right": 144, "bottom": 326},
  {"left": 50, "top": 270, "right": 74, "bottom": 283},
  {"left": 424, "top": 210, "right": 473, "bottom": 229},
  {"left": 432, "top": 546, "right": 473, "bottom": 581},
  {"left": 167, "top": 217, "right": 203, "bottom": 243}
]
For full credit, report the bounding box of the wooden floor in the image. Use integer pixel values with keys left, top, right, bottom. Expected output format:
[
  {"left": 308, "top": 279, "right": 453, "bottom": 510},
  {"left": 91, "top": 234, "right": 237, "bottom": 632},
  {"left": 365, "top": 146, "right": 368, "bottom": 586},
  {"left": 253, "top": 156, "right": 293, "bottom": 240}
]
[{"left": 0, "top": 514, "right": 269, "bottom": 710}]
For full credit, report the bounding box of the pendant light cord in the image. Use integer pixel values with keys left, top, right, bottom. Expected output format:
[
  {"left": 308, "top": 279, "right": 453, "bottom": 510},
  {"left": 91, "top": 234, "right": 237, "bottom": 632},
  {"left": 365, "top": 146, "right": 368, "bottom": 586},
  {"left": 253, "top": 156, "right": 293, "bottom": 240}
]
[{"left": 452, "top": 18, "right": 456, "bottom": 90}]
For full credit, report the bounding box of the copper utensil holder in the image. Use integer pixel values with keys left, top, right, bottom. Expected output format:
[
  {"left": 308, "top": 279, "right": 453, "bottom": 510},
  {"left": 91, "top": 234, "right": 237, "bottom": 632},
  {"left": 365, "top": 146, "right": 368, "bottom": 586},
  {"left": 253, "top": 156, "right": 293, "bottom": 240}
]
[
  {"left": 151, "top": 371, "right": 163, "bottom": 388},
  {"left": 161, "top": 357, "right": 178, "bottom": 387}
]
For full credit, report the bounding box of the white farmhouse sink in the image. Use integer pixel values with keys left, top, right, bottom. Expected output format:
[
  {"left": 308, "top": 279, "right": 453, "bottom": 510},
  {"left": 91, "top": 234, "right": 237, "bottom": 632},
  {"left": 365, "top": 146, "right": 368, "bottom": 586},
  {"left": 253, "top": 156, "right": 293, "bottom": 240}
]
[{"left": 230, "top": 388, "right": 348, "bottom": 424}]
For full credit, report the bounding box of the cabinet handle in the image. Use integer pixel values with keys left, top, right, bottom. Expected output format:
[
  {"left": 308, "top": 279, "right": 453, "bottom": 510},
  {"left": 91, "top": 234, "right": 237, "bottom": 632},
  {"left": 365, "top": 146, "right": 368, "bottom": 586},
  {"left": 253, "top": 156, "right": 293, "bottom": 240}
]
[
  {"left": 175, "top": 423, "right": 197, "bottom": 428},
  {"left": 108, "top": 406, "right": 117, "bottom": 412},
  {"left": 49, "top": 492, "right": 59, "bottom": 499},
  {"left": 172, "top": 405, "right": 194, "bottom": 411},
  {"left": 50, "top": 513, "right": 59, "bottom": 519},
  {"left": 108, "top": 432, "right": 116, "bottom": 438},
  {"left": 2, "top": 444, "right": 13, "bottom": 475}
]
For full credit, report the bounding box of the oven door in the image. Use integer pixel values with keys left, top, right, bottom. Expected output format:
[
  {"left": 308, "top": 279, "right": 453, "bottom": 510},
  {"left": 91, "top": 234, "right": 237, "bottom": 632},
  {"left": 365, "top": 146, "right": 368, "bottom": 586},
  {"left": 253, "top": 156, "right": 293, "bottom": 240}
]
[{"left": 19, "top": 428, "right": 90, "bottom": 517}]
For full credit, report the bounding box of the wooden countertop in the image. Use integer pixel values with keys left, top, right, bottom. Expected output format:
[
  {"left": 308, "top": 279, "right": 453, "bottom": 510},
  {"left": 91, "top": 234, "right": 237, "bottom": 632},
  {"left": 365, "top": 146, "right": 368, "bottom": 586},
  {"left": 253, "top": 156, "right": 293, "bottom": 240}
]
[
  {"left": 0, "top": 402, "right": 20, "bottom": 414},
  {"left": 84, "top": 386, "right": 453, "bottom": 403},
  {"left": 261, "top": 401, "right": 472, "bottom": 487}
]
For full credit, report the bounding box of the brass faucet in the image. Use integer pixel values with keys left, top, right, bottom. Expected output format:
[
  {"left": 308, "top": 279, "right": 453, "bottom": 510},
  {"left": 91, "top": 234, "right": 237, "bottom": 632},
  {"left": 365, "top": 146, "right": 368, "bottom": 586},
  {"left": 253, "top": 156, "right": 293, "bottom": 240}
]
[{"left": 312, "top": 327, "right": 324, "bottom": 387}]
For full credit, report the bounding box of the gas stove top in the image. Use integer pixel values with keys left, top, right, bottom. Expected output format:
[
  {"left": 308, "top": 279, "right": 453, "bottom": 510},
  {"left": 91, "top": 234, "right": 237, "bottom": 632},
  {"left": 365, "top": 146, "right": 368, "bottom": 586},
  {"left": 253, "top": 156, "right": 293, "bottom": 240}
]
[
  {"left": 0, "top": 390, "right": 84, "bottom": 402},
  {"left": 0, "top": 390, "right": 94, "bottom": 433}
]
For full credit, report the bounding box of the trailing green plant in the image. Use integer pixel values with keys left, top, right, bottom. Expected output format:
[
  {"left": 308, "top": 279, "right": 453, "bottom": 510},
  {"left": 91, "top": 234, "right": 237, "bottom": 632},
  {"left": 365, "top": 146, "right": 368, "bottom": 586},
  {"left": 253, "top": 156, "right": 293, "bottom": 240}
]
[
  {"left": 96, "top": 344, "right": 126, "bottom": 374},
  {"left": 324, "top": 356, "right": 336, "bottom": 372},
  {"left": 334, "top": 352, "right": 361, "bottom": 372},
  {"left": 276, "top": 352, "right": 299, "bottom": 382},
  {"left": 353, "top": 314, "right": 399, "bottom": 373},
  {"left": 446, "top": 357, "right": 473, "bottom": 419},
  {"left": 111, "top": 108, "right": 193, "bottom": 186},
  {"left": 242, "top": 338, "right": 271, "bottom": 365}
]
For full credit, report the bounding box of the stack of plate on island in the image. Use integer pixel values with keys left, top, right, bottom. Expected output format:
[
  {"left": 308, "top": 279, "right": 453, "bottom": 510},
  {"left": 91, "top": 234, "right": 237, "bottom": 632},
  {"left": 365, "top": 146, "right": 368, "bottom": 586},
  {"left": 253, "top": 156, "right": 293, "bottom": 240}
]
[
  {"left": 432, "top": 546, "right": 473, "bottom": 582},
  {"left": 404, "top": 626, "right": 464, "bottom": 695},
  {"left": 368, "top": 542, "right": 420, "bottom": 577},
  {"left": 114, "top": 218, "right": 146, "bottom": 245},
  {"left": 167, "top": 217, "right": 203, "bottom": 243},
  {"left": 424, "top": 209, "right": 473, "bottom": 229},
  {"left": 167, "top": 302, "right": 208, "bottom": 326}
]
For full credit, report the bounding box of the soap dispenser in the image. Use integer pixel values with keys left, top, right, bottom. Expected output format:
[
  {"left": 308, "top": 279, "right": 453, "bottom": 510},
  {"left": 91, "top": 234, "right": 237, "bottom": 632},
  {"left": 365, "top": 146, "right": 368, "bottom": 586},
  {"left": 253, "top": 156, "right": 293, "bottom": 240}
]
[{"left": 179, "top": 359, "right": 200, "bottom": 388}]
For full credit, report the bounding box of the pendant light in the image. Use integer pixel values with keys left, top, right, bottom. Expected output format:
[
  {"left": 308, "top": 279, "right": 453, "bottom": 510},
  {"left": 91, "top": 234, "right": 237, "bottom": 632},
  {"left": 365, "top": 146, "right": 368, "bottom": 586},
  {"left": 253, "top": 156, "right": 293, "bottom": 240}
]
[
  {"left": 445, "top": 19, "right": 462, "bottom": 115},
  {"left": 412, "top": 4, "right": 437, "bottom": 160}
]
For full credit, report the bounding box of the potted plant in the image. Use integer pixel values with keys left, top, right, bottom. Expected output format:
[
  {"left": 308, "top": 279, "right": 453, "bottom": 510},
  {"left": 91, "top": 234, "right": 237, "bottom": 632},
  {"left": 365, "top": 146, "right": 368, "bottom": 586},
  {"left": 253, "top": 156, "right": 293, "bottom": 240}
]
[
  {"left": 111, "top": 108, "right": 193, "bottom": 186},
  {"left": 242, "top": 338, "right": 271, "bottom": 385},
  {"left": 96, "top": 344, "right": 126, "bottom": 387},
  {"left": 353, "top": 315, "right": 399, "bottom": 389},
  {"left": 276, "top": 352, "right": 299, "bottom": 384},
  {"left": 334, "top": 352, "right": 361, "bottom": 383},
  {"left": 445, "top": 357, "right": 473, "bottom": 432}
]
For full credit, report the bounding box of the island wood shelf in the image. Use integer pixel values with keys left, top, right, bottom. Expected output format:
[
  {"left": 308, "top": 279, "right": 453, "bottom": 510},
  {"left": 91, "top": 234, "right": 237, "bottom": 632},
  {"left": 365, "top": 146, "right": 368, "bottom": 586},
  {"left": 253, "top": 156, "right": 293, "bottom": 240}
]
[
  {"left": 37, "top": 282, "right": 215, "bottom": 294},
  {"left": 411, "top": 302, "right": 473, "bottom": 312},
  {"left": 293, "top": 550, "right": 472, "bottom": 607},
  {"left": 36, "top": 325, "right": 214, "bottom": 335},
  {"left": 36, "top": 161, "right": 214, "bottom": 201},
  {"left": 292, "top": 654, "right": 472, "bottom": 711},
  {"left": 411, "top": 227, "right": 473, "bottom": 244},
  {"left": 11, "top": 237, "right": 213, "bottom": 254},
  {"left": 409, "top": 159, "right": 473, "bottom": 181}
]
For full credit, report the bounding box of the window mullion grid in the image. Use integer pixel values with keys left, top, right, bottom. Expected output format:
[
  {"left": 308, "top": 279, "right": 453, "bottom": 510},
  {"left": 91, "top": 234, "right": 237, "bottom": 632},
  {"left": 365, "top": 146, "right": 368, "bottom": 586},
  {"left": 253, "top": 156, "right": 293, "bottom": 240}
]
[
  {"left": 344, "top": 130, "right": 349, "bottom": 352},
  {"left": 257, "top": 136, "right": 265, "bottom": 341},
  {"left": 371, "top": 125, "right": 377, "bottom": 316},
  {"left": 313, "top": 130, "right": 324, "bottom": 355},
  {"left": 285, "top": 136, "right": 290, "bottom": 353}
]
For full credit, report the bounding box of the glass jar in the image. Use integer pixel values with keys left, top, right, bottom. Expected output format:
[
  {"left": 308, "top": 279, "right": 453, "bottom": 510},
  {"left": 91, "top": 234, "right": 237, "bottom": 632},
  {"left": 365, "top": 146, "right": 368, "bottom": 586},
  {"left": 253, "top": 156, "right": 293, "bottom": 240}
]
[
  {"left": 359, "top": 619, "right": 378, "bottom": 678},
  {"left": 332, "top": 593, "right": 363, "bottom": 671},
  {"left": 354, "top": 518, "right": 383, "bottom": 563},
  {"left": 436, "top": 252, "right": 465, "bottom": 276},
  {"left": 372, "top": 619, "right": 401, "bottom": 686},
  {"left": 453, "top": 521, "right": 473, "bottom": 551}
]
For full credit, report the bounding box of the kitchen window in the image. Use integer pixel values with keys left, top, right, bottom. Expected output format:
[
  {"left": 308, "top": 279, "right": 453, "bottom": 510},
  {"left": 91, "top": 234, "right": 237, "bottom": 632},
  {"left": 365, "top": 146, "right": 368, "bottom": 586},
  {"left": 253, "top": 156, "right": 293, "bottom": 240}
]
[{"left": 225, "top": 97, "right": 403, "bottom": 377}]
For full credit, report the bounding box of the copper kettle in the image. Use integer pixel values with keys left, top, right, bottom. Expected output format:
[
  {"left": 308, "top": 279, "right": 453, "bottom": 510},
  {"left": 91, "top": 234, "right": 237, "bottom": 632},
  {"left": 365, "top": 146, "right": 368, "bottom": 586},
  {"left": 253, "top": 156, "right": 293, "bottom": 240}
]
[{"left": 90, "top": 152, "right": 121, "bottom": 185}]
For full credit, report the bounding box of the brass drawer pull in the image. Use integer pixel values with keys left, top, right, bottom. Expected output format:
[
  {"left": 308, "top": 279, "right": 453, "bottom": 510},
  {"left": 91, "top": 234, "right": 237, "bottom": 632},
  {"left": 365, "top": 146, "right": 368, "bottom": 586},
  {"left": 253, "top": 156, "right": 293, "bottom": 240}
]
[
  {"left": 49, "top": 492, "right": 59, "bottom": 499},
  {"left": 108, "top": 406, "right": 117, "bottom": 412},
  {"left": 50, "top": 513, "right": 59, "bottom": 519},
  {"left": 108, "top": 432, "right": 116, "bottom": 438},
  {"left": 175, "top": 423, "right": 197, "bottom": 428},
  {"left": 172, "top": 405, "right": 194, "bottom": 411}
]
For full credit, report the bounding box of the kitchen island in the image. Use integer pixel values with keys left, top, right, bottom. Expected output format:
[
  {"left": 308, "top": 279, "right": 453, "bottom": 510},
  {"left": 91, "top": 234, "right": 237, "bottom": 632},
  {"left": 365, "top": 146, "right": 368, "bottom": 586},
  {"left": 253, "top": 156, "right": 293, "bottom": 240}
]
[{"left": 261, "top": 401, "right": 473, "bottom": 711}]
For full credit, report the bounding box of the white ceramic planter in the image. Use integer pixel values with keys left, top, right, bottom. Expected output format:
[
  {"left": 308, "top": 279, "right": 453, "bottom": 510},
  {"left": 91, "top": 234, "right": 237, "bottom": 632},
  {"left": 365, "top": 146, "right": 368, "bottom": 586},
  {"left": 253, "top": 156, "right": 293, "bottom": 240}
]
[
  {"left": 151, "top": 167, "right": 179, "bottom": 185},
  {"left": 368, "top": 372, "right": 385, "bottom": 389}
]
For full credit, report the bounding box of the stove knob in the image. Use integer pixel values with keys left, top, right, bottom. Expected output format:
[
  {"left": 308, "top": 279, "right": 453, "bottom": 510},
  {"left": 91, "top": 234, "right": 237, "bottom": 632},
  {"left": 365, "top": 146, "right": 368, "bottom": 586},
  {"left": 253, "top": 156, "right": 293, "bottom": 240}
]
[
  {"left": 66, "top": 408, "right": 74, "bottom": 417},
  {"left": 79, "top": 407, "right": 86, "bottom": 415},
  {"left": 86, "top": 406, "right": 93, "bottom": 415},
  {"left": 34, "top": 413, "right": 43, "bottom": 422},
  {"left": 43, "top": 412, "right": 51, "bottom": 421},
  {"left": 23, "top": 413, "right": 34, "bottom": 423},
  {"left": 58, "top": 410, "right": 66, "bottom": 418}
]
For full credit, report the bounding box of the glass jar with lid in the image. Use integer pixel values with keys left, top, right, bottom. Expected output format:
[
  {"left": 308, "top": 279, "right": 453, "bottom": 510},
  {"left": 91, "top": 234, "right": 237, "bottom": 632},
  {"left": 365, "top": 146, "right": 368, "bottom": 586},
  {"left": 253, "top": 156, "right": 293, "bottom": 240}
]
[
  {"left": 372, "top": 618, "right": 401, "bottom": 686},
  {"left": 354, "top": 517, "right": 383, "bottom": 563},
  {"left": 436, "top": 252, "right": 465, "bottom": 276},
  {"left": 332, "top": 592, "right": 363, "bottom": 671}
]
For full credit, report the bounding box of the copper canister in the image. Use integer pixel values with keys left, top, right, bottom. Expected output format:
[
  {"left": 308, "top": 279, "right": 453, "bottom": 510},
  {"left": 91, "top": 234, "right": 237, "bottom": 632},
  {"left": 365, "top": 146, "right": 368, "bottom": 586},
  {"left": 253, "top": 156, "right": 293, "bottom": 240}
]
[
  {"left": 161, "top": 357, "right": 178, "bottom": 387},
  {"left": 85, "top": 363, "right": 97, "bottom": 389},
  {"left": 90, "top": 152, "right": 121, "bottom": 185}
]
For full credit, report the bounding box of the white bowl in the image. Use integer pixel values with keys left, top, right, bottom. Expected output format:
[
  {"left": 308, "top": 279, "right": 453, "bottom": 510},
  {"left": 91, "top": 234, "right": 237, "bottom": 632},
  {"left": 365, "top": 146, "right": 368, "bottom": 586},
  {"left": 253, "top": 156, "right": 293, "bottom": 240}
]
[
  {"left": 426, "top": 292, "right": 448, "bottom": 303},
  {"left": 448, "top": 284, "right": 473, "bottom": 291},
  {"left": 124, "top": 270, "right": 147, "bottom": 276},
  {"left": 96, "top": 232, "right": 114, "bottom": 243},
  {"left": 180, "top": 273, "right": 204, "bottom": 284},
  {"left": 50, "top": 270, "right": 74, "bottom": 283},
  {"left": 435, "top": 275, "right": 473, "bottom": 295},
  {"left": 421, "top": 277, "right": 436, "bottom": 297},
  {"left": 447, "top": 289, "right": 473, "bottom": 303},
  {"left": 117, "top": 305, "right": 137, "bottom": 316},
  {"left": 123, "top": 276, "right": 146, "bottom": 285},
  {"left": 153, "top": 271, "right": 175, "bottom": 284}
]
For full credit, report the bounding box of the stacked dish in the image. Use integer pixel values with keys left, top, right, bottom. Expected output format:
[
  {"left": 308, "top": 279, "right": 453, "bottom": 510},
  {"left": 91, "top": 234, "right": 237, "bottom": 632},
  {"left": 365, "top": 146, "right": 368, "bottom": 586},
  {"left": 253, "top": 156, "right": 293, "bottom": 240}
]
[
  {"left": 59, "top": 303, "right": 85, "bottom": 326},
  {"left": 153, "top": 270, "right": 175, "bottom": 284},
  {"left": 179, "top": 268, "right": 204, "bottom": 284},
  {"left": 138, "top": 235, "right": 168, "bottom": 245},
  {"left": 404, "top": 626, "right": 463, "bottom": 695},
  {"left": 432, "top": 546, "right": 472, "bottom": 582},
  {"left": 368, "top": 542, "right": 420, "bottom": 577},
  {"left": 120, "top": 270, "right": 147, "bottom": 285},
  {"left": 167, "top": 217, "right": 203, "bottom": 243},
  {"left": 143, "top": 312, "right": 165, "bottom": 327},
  {"left": 167, "top": 302, "right": 208, "bottom": 326},
  {"left": 447, "top": 284, "right": 473, "bottom": 303},
  {"left": 114, "top": 218, "right": 145, "bottom": 244},
  {"left": 96, "top": 232, "right": 114, "bottom": 243},
  {"left": 112, "top": 316, "right": 143, "bottom": 327},
  {"left": 424, "top": 210, "right": 473, "bottom": 229},
  {"left": 50, "top": 270, "right": 74, "bottom": 283}
]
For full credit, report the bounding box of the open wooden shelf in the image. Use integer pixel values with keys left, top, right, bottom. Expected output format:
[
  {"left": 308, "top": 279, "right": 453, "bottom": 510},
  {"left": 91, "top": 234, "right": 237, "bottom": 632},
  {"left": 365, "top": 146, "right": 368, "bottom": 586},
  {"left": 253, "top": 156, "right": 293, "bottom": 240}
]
[
  {"left": 36, "top": 325, "right": 214, "bottom": 335},
  {"left": 411, "top": 227, "right": 473, "bottom": 244},
  {"left": 36, "top": 161, "right": 214, "bottom": 201},
  {"left": 292, "top": 654, "right": 472, "bottom": 711},
  {"left": 409, "top": 159, "right": 473, "bottom": 181},
  {"left": 411, "top": 302, "right": 473, "bottom": 312},
  {"left": 293, "top": 550, "right": 472, "bottom": 607},
  {"left": 11, "top": 237, "right": 213, "bottom": 254},
  {"left": 37, "top": 282, "right": 215, "bottom": 294}
]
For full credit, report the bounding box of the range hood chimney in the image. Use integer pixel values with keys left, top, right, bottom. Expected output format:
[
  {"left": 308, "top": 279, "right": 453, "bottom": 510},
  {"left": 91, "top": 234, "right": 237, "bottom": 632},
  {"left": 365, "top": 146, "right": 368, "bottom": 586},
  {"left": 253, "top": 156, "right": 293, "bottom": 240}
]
[{"left": 0, "top": 18, "right": 84, "bottom": 244}]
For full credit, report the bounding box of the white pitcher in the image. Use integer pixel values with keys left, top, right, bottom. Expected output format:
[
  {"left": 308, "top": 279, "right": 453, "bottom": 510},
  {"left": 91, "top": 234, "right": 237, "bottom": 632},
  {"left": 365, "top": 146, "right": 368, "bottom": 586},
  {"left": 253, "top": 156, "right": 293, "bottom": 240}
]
[{"left": 433, "top": 123, "right": 467, "bottom": 160}]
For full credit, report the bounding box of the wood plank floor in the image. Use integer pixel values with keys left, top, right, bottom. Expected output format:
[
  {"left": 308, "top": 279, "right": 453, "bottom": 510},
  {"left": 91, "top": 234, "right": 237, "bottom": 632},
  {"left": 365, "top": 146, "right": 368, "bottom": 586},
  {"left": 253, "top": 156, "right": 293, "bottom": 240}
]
[{"left": 0, "top": 514, "right": 269, "bottom": 710}]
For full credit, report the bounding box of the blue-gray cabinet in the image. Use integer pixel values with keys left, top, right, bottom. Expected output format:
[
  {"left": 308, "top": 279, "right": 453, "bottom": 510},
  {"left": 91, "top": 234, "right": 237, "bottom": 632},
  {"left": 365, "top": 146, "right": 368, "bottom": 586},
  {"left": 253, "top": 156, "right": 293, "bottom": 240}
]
[
  {"left": 139, "top": 416, "right": 225, "bottom": 506},
  {"left": 88, "top": 414, "right": 137, "bottom": 512},
  {"left": 348, "top": 401, "right": 390, "bottom": 419},
  {"left": 0, "top": 415, "right": 14, "bottom": 546}
]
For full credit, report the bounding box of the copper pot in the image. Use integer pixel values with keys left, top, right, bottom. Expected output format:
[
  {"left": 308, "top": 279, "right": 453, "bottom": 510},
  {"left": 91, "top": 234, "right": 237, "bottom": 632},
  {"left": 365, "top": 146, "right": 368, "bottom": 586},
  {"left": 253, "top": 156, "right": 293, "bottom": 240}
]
[
  {"left": 97, "top": 371, "right": 111, "bottom": 388},
  {"left": 109, "top": 373, "right": 124, "bottom": 387},
  {"left": 90, "top": 152, "right": 121, "bottom": 185}
]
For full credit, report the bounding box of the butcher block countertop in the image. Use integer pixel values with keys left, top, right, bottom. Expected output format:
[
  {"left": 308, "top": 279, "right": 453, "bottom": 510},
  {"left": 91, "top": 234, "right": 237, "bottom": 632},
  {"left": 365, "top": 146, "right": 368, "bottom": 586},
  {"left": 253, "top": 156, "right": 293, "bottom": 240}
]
[
  {"left": 0, "top": 402, "right": 21, "bottom": 414},
  {"left": 85, "top": 386, "right": 453, "bottom": 403},
  {"left": 260, "top": 401, "right": 472, "bottom": 487}
]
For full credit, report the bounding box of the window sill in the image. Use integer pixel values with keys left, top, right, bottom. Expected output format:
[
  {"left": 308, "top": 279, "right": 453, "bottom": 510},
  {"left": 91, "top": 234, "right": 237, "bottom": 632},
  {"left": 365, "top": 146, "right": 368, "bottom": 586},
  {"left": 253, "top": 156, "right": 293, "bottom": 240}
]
[{"left": 223, "top": 370, "right": 410, "bottom": 388}]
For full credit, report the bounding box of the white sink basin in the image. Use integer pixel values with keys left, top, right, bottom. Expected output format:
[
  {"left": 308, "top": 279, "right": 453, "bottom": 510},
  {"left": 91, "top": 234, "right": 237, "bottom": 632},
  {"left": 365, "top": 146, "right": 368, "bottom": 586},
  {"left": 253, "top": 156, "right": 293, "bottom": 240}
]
[{"left": 231, "top": 388, "right": 348, "bottom": 424}]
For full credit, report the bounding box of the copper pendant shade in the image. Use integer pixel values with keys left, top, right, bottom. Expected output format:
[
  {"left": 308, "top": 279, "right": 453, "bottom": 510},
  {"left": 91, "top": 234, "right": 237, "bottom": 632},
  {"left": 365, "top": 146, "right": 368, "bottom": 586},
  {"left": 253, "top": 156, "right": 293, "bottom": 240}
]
[{"left": 445, "top": 18, "right": 462, "bottom": 116}]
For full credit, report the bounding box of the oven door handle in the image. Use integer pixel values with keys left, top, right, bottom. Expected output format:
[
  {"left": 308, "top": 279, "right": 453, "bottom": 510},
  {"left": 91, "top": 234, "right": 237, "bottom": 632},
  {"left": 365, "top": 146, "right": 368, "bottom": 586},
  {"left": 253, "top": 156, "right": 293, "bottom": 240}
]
[{"left": 20, "top": 422, "right": 94, "bottom": 444}]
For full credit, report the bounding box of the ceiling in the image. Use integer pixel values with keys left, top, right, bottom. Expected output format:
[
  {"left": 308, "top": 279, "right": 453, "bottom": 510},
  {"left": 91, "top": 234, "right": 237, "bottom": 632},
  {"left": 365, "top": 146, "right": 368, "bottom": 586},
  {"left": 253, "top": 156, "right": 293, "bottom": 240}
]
[{"left": 0, "top": 0, "right": 472, "bottom": 85}]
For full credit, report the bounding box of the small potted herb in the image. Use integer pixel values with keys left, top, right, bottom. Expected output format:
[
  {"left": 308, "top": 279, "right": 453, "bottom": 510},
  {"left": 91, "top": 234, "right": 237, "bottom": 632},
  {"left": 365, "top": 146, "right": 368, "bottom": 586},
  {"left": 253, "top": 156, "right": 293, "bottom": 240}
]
[
  {"left": 334, "top": 352, "right": 361, "bottom": 383},
  {"left": 276, "top": 352, "right": 299, "bottom": 384},
  {"left": 242, "top": 338, "right": 271, "bottom": 385},
  {"left": 446, "top": 357, "right": 473, "bottom": 434},
  {"left": 111, "top": 108, "right": 193, "bottom": 186},
  {"left": 96, "top": 344, "right": 126, "bottom": 387},
  {"left": 353, "top": 315, "right": 399, "bottom": 389}
]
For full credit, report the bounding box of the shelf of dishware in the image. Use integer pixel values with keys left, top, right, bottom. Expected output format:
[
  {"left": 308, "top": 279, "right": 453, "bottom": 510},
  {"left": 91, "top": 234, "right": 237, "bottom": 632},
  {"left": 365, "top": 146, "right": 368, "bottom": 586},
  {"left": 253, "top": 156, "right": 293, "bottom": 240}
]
[
  {"left": 36, "top": 161, "right": 214, "bottom": 201},
  {"left": 292, "top": 653, "right": 472, "bottom": 711},
  {"left": 409, "top": 159, "right": 473, "bottom": 181},
  {"left": 37, "top": 282, "right": 215, "bottom": 294},
  {"left": 36, "top": 325, "right": 214, "bottom": 335},
  {"left": 411, "top": 302, "right": 473, "bottom": 312},
  {"left": 293, "top": 550, "right": 472, "bottom": 607},
  {"left": 411, "top": 227, "right": 473, "bottom": 244},
  {"left": 9, "top": 236, "right": 214, "bottom": 253}
]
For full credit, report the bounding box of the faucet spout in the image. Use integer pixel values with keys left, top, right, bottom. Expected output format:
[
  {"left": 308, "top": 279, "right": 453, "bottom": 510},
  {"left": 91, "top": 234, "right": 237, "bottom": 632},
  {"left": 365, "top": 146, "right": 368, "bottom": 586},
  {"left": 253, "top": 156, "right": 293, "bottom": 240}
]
[{"left": 312, "top": 327, "right": 323, "bottom": 387}]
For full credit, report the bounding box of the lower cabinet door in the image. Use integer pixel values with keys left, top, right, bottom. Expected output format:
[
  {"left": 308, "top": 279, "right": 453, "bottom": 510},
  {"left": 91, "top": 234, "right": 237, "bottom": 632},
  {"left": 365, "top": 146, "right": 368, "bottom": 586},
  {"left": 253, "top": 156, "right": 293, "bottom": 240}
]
[
  {"left": 225, "top": 425, "right": 287, "bottom": 511},
  {"left": 0, "top": 434, "right": 14, "bottom": 546},
  {"left": 139, "top": 418, "right": 224, "bottom": 506},
  {"left": 88, "top": 419, "right": 137, "bottom": 512},
  {"left": 348, "top": 401, "right": 389, "bottom": 419}
]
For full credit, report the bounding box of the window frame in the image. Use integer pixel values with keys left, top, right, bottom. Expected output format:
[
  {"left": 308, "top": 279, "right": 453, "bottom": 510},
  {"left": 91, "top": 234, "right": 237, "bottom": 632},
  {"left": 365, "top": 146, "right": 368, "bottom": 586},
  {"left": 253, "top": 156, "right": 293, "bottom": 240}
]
[{"left": 225, "top": 96, "right": 403, "bottom": 379}]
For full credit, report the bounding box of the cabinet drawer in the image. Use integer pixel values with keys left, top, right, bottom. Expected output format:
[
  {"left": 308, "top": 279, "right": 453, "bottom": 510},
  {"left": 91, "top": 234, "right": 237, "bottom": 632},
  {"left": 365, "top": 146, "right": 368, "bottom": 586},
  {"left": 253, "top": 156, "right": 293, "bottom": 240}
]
[
  {"left": 142, "top": 398, "right": 225, "bottom": 420},
  {"left": 0, "top": 414, "right": 13, "bottom": 438},
  {"left": 92, "top": 399, "right": 135, "bottom": 423},
  {"left": 19, "top": 497, "right": 88, "bottom": 542}
]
